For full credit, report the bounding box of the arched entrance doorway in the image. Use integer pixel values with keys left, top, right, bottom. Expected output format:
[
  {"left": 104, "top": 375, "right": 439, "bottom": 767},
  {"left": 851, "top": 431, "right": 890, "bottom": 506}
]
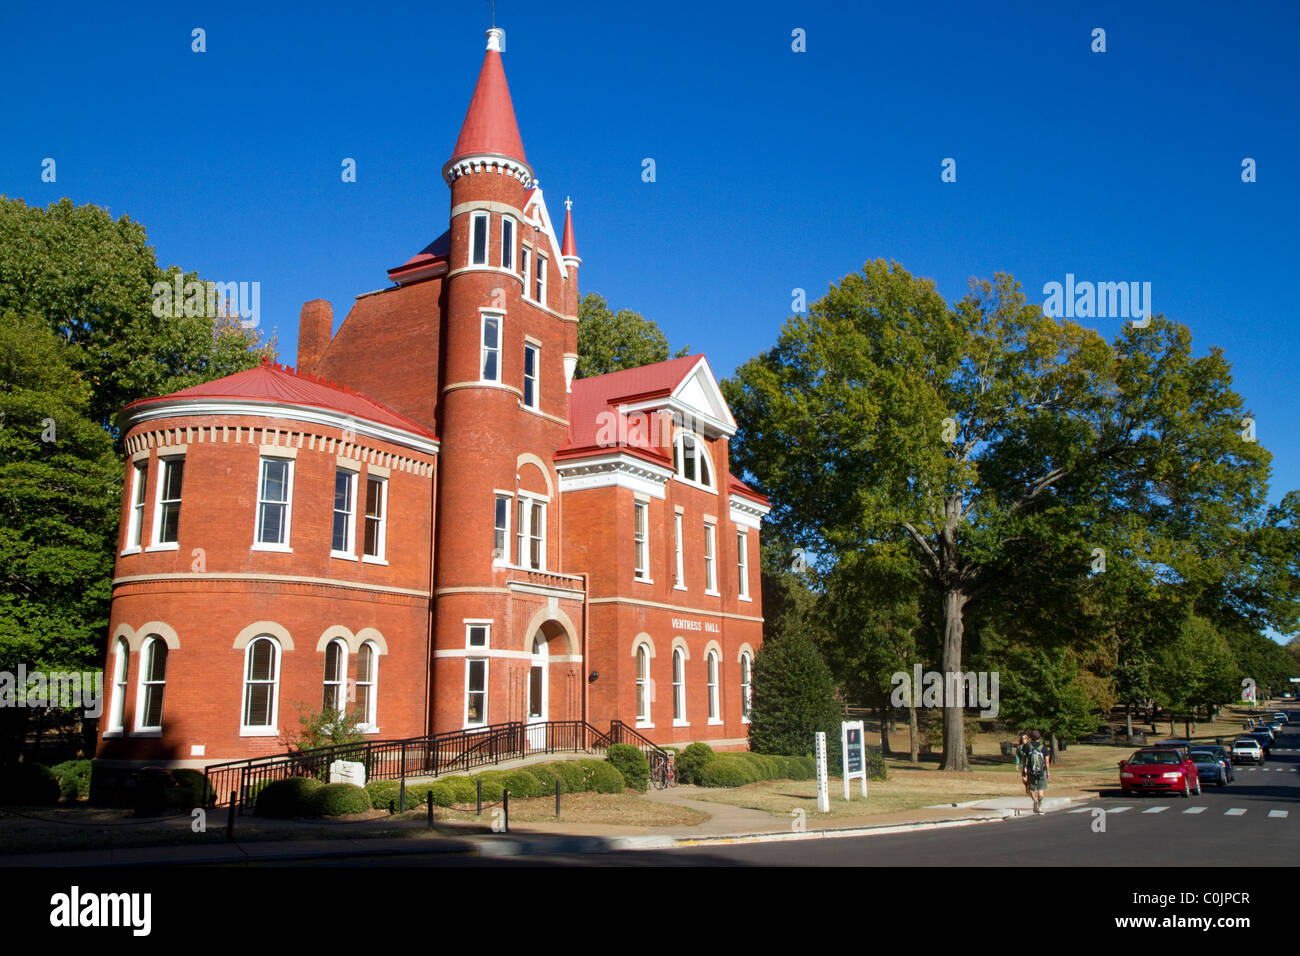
[{"left": 526, "top": 634, "right": 548, "bottom": 750}]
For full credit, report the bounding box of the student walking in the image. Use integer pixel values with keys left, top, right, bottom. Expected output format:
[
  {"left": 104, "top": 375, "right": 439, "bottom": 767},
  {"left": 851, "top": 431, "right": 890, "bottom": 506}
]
[
  {"left": 1023, "top": 730, "right": 1050, "bottom": 814},
  {"left": 1014, "top": 733, "right": 1032, "bottom": 797}
]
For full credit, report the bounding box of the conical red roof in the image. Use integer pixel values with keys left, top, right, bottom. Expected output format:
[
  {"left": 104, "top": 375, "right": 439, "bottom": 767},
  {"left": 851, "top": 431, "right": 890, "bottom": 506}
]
[
  {"left": 561, "top": 202, "right": 578, "bottom": 258},
  {"left": 449, "top": 41, "right": 528, "bottom": 166}
]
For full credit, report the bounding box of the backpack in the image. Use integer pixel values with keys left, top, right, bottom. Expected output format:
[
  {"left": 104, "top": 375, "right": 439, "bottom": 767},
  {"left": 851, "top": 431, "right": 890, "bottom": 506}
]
[{"left": 1025, "top": 744, "right": 1046, "bottom": 775}]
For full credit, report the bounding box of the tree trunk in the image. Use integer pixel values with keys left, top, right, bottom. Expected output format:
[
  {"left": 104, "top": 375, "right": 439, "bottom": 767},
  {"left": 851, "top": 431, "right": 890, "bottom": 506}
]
[
  {"left": 1124, "top": 702, "right": 1133, "bottom": 737},
  {"left": 940, "top": 587, "right": 969, "bottom": 771},
  {"left": 908, "top": 705, "right": 919, "bottom": 763},
  {"left": 879, "top": 705, "right": 891, "bottom": 756}
]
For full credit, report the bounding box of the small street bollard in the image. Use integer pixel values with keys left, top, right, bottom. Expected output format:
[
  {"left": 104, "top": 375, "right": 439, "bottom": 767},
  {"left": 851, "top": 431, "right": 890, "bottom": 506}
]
[
  {"left": 476, "top": 779, "right": 483, "bottom": 816},
  {"left": 226, "top": 791, "right": 236, "bottom": 840},
  {"left": 503, "top": 789, "right": 509, "bottom": 833},
  {"left": 427, "top": 792, "right": 433, "bottom": 829},
  {"left": 399, "top": 779, "right": 406, "bottom": 814},
  {"left": 555, "top": 779, "right": 561, "bottom": 819}
]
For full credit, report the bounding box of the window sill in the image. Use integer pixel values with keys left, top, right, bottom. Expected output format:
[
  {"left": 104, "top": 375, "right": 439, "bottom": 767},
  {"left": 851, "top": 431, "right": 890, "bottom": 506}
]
[
  {"left": 132, "top": 729, "right": 162, "bottom": 738},
  {"left": 707, "top": 719, "right": 724, "bottom": 726},
  {"left": 331, "top": 551, "right": 358, "bottom": 561},
  {"left": 145, "top": 543, "right": 179, "bottom": 553},
  {"left": 102, "top": 730, "right": 124, "bottom": 738},
  {"left": 361, "top": 555, "right": 388, "bottom": 566},
  {"left": 635, "top": 721, "right": 654, "bottom": 730},
  {"left": 738, "top": 595, "right": 752, "bottom": 603},
  {"left": 673, "top": 584, "right": 688, "bottom": 591},
  {"left": 252, "top": 543, "right": 293, "bottom": 553},
  {"left": 359, "top": 725, "right": 379, "bottom": 735},
  {"left": 741, "top": 718, "right": 751, "bottom": 725},
  {"left": 674, "top": 475, "right": 718, "bottom": 495},
  {"left": 704, "top": 589, "right": 720, "bottom": 598},
  {"left": 240, "top": 727, "right": 280, "bottom": 737},
  {"left": 119, "top": 547, "right": 141, "bottom": 557},
  {"left": 673, "top": 719, "right": 690, "bottom": 728},
  {"left": 635, "top": 576, "right": 654, "bottom": 585}
]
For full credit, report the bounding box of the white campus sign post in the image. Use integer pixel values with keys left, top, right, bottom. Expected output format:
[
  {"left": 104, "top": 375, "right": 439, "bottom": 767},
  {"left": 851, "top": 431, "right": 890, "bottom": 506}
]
[
  {"left": 842, "top": 720, "right": 867, "bottom": 800},
  {"left": 814, "top": 731, "right": 830, "bottom": 813}
]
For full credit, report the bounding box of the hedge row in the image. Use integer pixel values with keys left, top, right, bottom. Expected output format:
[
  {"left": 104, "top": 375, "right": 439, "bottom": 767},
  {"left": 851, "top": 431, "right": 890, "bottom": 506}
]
[
  {"left": 694, "top": 752, "right": 819, "bottom": 788},
  {"left": 362, "top": 758, "right": 631, "bottom": 815}
]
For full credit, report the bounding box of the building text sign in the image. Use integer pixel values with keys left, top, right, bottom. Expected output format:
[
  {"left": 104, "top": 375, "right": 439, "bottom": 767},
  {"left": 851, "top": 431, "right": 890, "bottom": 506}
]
[
  {"left": 841, "top": 720, "right": 867, "bottom": 800},
  {"left": 670, "top": 617, "right": 721, "bottom": 634}
]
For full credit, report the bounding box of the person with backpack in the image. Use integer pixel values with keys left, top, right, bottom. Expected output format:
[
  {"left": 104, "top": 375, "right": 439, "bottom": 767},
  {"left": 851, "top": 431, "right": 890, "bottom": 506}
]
[
  {"left": 1014, "top": 733, "right": 1032, "bottom": 796},
  {"left": 1023, "top": 730, "right": 1050, "bottom": 814}
]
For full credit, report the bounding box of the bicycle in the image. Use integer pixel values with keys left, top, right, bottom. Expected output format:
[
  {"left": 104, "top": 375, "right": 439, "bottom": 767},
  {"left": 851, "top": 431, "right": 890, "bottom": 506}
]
[{"left": 651, "top": 753, "right": 677, "bottom": 789}]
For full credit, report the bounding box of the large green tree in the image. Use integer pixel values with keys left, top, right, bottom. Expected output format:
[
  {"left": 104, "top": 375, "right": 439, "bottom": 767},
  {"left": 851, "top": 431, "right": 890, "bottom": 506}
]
[
  {"left": 575, "top": 292, "right": 688, "bottom": 378},
  {"left": 725, "top": 261, "right": 1285, "bottom": 770}
]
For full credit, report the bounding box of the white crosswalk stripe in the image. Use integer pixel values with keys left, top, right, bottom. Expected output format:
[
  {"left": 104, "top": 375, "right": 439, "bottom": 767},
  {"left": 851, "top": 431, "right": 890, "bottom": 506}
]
[
  {"left": 1268, "top": 810, "right": 1289, "bottom": 818},
  {"left": 1225, "top": 808, "right": 1247, "bottom": 816},
  {"left": 1142, "top": 806, "right": 1170, "bottom": 813},
  {"left": 1069, "top": 807, "right": 1093, "bottom": 813},
  {"left": 1184, "top": 806, "right": 1208, "bottom": 814},
  {"left": 1106, "top": 806, "right": 1132, "bottom": 814}
]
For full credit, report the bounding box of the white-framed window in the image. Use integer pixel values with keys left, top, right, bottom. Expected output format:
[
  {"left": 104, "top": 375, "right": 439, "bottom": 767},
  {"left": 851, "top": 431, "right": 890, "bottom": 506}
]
[
  {"left": 514, "top": 494, "right": 546, "bottom": 570},
  {"left": 107, "top": 637, "right": 129, "bottom": 733},
  {"left": 470, "top": 211, "right": 490, "bottom": 266},
  {"left": 241, "top": 636, "right": 280, "bottom": 735},
  {"left": 673, "top": 432, "right": 714, "bottom": 489},
  {"left": 355, "top": 641, "right": 378, "bottom": 732},
  {"left": 635, "top": 643, "right": 651, "bottom": 726},
  {"left": 332, "top": 470, "right": 357, "bottom": 557},
  {"left": 673, "top": 647, "right": 687, "bottom": 725},
  {"left": 501, "top": 215, "right": 515, "bottom": 271},
  {"left": 707, "top": 649, "right": 720, "bottom": 723},
  {"left": 737, "top": 529, "right": 749, "bottom": 599},
  {"left": 152, "top": 456, "right": 184, "bottom": 546},
  {"left": 704, "top": 522, "right": 717, "bottom": 594},
  {"left": 135, "top": 635, "right": 168, "bottom": 732},
  {"left": 740, "top": 651, "right": 753, "bottom": 723},
  {"left": 363, "top": 476, "right": 387, "bottom": 561},
  {"left": 323, "top": 639, "right": 346, "bottom": 712},
  {"left": 523, "top": 341, "right": 539, "bottom": 409},
  {"left": 465, "top": 621, "right": 490, "bottom": 728},
  {"left": 493, "top": 493, "right": 511, "bottom": 562},
  {"left": 634, "top": 501, "right": 649, "bottom": 581},
  {"left": 535, "top": 254, "right": 547, "bottom": 305},
  {"left": 481, "top": 311, "right": 502, "bottom": 383},
  {"left": 674, "top": 512, "right": 685, "bottom": 589},
  {"left": 254, "top": 457, "right": 293, "bottom": 549},
  {"left": 124, "top": 461, "right": 147, "bottom": 551},
  {"left": 521, "top": 245, "right": 531, "bottom": 298}
]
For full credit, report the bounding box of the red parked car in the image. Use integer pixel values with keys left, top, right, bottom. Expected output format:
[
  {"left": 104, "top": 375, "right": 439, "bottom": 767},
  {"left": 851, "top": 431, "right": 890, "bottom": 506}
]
[{"left": 1119, "top": 748, "right": 1202, "bottom": 797}]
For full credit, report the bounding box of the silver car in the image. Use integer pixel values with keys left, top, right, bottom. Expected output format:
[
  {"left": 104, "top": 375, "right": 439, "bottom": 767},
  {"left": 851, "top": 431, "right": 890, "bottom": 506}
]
[{"left": 1232, "top": 738, "right": 1264, "bottom": 764}]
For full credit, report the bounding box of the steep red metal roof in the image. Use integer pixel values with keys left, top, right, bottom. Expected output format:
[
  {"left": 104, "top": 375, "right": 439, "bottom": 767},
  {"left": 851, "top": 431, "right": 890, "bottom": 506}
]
[
  {"left": 449, "top": 47, "right": 528, "bottom": 166},
  {"left": 557, "top": 355, "right": 702, "bottom": 458},
  {"left": 122, "top": 358, "right": 438, "bottom": 440},
  {"left": 561, "top": 203, "right": 577, "bottom": 258}
]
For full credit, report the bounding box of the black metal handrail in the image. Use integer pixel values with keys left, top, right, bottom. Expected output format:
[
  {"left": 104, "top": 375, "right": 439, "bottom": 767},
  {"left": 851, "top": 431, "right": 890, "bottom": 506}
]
[{"left": 607, "top": 719, "right": 671, "bottom": 779}]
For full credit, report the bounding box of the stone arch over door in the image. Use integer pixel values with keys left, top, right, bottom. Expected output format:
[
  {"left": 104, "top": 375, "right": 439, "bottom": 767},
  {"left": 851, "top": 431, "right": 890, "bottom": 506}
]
[{"left": 519, "top": 608, "right": 581, "bottom": 724}]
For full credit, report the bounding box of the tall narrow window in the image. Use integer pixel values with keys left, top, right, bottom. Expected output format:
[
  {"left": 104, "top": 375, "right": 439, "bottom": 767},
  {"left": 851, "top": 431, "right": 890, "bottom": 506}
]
[
  {"left": 523, "top": 342, "right": 539, "bottom": 409},
  {"left": 521, "top": 246, "right": 531, "bottom": 298},
  {"left": 535, "top": 254, "right": 547, "bottom": 304},
  {"left": 516, "top": 498, "right": 526, "bottom": 567},
  {"left": 501, "top": 216, "right": 514, "bottom": 271},
  {"left": 332, "top": 470, "right": 356, "bottom": 556},
  {"left": 529, "top": 499, "right": 545, "bottom": 570},
  {"left": 356, "top": 642, "right": 377, "bottom": 730},
  {"left": 136, "top": 636, "right": 168, "bottom": 731},
  {"left": 242, "top": 637, "right": 280, "bottom": 732},
  {"left": 255, "top": 458, "right": 293, "bottom": 547},
  {"left": 634, "top": 501, "right": 649, "bottom": 581},
  {"left": 673, "top": 648, "right": 686, "bottom": 724},
  {"left": 674, "top": 512, "right": 685, "bottom": 588},
  {"left": 493, "top": 494, "right": 510, "bottom": 561},
  {"left": 471, "top": 212, "right": 489, "bottom": 266},
  {"left": 636, "top": 644, "right": 650, "bottom": 724},
  {"left": 704, "top": 522, "right": 717, "bottom": 593},
  {"left": 740, "top": 651, "right": 753, "bottom": 722},
  {"left": 108, "top": 637, "right": 128, "bottom": 732},
  {"left": 707, "top": 649, "right": 720, "bottom": 722},
  {"left": 363, "top": 477, "right": 387, "bottom": 560},
  {"left": 737, "top": 529, "right": 749, "bottom": 598},
  {"left": 481, "top": 313, "right": 501, "bottom": 382},
  {"left": 154, "top": 457, "right": 184, "bottom": 545},
  {"left": 126, "top": 462, "right": 147, "bottom": 549},
  {"left": 323, "top": 639, "right": 346, "bottom": 711},
  {"left": 465, "top": 623, "right": 490, "bottom": 728}
]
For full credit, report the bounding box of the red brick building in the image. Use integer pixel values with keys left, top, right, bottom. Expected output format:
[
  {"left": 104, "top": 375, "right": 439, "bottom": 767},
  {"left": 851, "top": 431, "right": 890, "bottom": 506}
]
[{"left": 94, "top": 27, "right": 769, "bottom": 781}]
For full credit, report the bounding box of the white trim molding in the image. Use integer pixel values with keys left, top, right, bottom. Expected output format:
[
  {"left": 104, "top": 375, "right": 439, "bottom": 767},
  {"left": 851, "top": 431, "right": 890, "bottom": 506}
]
[
  {"left": 557, "top": 453, "right": 671, "bottom": 499},
  {"left": 729, "top": 493, "right": 771, "bottom": 529}
]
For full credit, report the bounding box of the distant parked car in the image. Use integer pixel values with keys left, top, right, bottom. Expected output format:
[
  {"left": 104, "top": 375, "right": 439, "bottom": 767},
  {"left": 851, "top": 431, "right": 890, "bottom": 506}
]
[
  {"left": 1266, "top": 720, "right": 1283, "bottom": 733},
  {"left": 1119, "top": 748, "right": 1202, "bottom": 797},
  {"left": 1190, "top": 749, "right": 1230, "bottom": 786},
  {"left": 1272, "top": 711, "right": 1289, "bottom": 723},
  {"left": 1232, "top": 738, "right": 1264, "bottom": 764}
]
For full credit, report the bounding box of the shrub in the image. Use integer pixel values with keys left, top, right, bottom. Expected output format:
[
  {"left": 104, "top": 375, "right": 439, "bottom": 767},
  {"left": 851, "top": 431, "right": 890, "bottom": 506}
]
[
  {"left": 578, "top": 759, "right": 626, "bottom": 794},
  {"left": 286, "top": 703, "right": 368, "bottom": 753},
  {"left": 768, "top": 755, "right": 804, "bottom": 780},
  {"left": 735, "top": 752, "right": 779, "bottom": 781},
  {"left": 528, "top": 764, "right": 564, "bottom": 795},
  {"left": 472, "top": 775, "right": 505, "bottom": 802},
  {"left": 676, "top": 742, "right": 715, "bottom": 785},
  {"left": 865, "top": 747, "right": 888, "bottom": 782},
  {"left": 697, "top": 757, "right": 757, "bottom": 788},
  {"left": 440, "top": 776, "right": 480, "bottom": 804},
  {"left": 0, "top": 762, "right": 60, "bottom": 806},
  {"left": 547, "top": 761, "right": 588, "bottom": 794},
  {"left": 605, "top": 744, "right": 650, "bottom": 792},
  {"left": 164, "top": 769, "right": 214, "bottom": 809},
  {"left": 311, "top": 782, "right": 372, "bottom": 817},
  {"left": 255, "top": 776, "right": 324, "bottom": 818},
  {"left": 426, "top": 783, "right": 456, "bottom": 808},
  {"left": 747, "top": 630, "right": 843, "bottom": 772},
  {"left": 365, "top": 779, "right": 403, "bottom": 813},
  {"left": 499, "top": 770, "right": 543, "bottom": 798},
  {"left": 50, "top": 760, "right": 92, "bottom": 800}
]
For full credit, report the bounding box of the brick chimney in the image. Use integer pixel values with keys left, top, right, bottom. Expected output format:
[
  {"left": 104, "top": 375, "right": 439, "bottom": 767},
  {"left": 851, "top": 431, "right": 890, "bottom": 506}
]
[{"left": 297, "top": 299, "right": 333, "bottom": 373}]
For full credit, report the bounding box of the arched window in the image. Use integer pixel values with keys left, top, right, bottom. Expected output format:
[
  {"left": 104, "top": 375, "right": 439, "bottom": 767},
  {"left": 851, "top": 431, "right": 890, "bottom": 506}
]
[
  {"left": 706, "top": 649, "right": 720, "bottom": 723},
  {"left": 740, "top": 651, "right": 753, "bottom": 723},
  {"left": 356, "top": 641, "right": 377, "bottom": 731},
  {"left": 242, "top": 637, "right": 281, "bottom": 734},
  {"left": 136, "top": 636, "right": 168, "bottom": 732},
  {"left": 108, "top": 637, "right": 128, "bottom": 733},
  {"left": 322, "top": 639, "right": 346, "bottom": 712},
  {"left": 673, "top": 648, "right": 686, "bottom": 724},
  {"left": 673, "top": 432, "right": 713, "bottom": 489},
  {"left": 635, "top": 644, "right": 650, "bottom": 725}
]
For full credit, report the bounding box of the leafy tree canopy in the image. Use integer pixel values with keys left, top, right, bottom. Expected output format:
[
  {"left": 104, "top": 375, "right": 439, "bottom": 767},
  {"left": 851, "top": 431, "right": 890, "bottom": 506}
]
[{"left": 575, "top": 292, "right": 687, "bottom": 378}]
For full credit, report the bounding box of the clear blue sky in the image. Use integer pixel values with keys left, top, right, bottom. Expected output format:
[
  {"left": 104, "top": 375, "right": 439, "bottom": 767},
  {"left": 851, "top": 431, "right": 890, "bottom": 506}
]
[{"left": 2, "top": 1, "right": 1297, "bottom": 506}]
